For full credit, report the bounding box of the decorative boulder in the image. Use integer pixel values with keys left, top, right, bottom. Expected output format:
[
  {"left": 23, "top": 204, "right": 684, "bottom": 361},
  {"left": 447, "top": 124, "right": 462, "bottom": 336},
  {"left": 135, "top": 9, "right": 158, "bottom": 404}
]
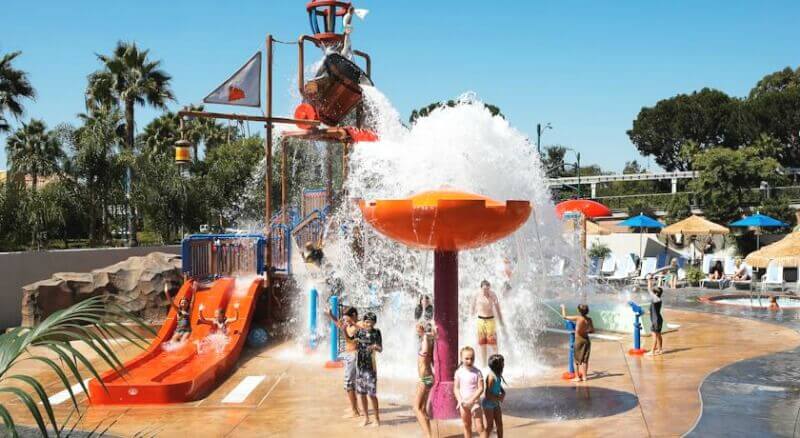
[{"left": 21, "top": 252, "right": 183, "bottom": 327}]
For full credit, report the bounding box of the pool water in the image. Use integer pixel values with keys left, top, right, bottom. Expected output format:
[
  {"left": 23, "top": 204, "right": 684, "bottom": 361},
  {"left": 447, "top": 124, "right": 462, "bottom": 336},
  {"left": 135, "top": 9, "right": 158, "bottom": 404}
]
[{"left": 710, "top": 296, "right": 800, "bottom": 309}]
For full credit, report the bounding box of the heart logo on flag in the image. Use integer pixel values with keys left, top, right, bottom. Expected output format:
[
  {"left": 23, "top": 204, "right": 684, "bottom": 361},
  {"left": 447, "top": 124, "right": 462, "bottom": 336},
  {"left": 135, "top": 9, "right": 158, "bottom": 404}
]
[
  {"left": 228, "top": 86, "right": 246, "bottom": 102},
  {"left": 204, "top": 52, "right": 262, "bottom": 108}
]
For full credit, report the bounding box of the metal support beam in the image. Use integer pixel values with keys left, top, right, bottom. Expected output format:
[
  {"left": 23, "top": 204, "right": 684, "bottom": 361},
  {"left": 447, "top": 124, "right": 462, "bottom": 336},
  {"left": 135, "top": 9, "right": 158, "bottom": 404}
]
[
  {"left": 591, "top": 183, "right": 597, "bottom": 198},
  {"left": 671, "top": 178, "right": 677, "bottom": 194}
]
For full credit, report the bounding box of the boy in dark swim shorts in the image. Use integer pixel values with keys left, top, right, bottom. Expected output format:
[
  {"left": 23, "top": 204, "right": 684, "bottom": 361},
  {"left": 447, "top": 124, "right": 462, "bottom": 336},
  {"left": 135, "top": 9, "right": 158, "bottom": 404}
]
[
  {"left": 647, "top": 286, "right": 664, "bottom": 356},
  {"left": 355, "top": 312, "right": 382, "bottom": 427}
]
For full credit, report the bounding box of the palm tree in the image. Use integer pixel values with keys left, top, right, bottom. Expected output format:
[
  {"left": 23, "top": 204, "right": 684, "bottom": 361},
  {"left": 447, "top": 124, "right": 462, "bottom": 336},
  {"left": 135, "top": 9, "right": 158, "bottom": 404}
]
[
  {"left": 87, "top": 42, "right": 174, "bottom": 246},
  {"left": 74, "top": 107, "right": 125, "bottom": 244},
  {"left": 0, "top": 51, "right": 36, "bottom": 133},
  {"left": 0, "top": 296, "right": 152, "bottom": 437},
  {"left": 5, "top": 120, "right": 63, "bottom": 191}
]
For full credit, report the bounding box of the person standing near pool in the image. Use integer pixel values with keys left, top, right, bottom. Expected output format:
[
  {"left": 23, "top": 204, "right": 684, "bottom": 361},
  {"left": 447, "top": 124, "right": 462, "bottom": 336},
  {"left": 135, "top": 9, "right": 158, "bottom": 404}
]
[
  {"left": 326, "top": 306, "right": 362, "bottom": 418},
  {"left": 646, "top": 286, "right": 664, "bottom": 356},
  {"left": 471, "top": 280, "right": 505, "bottom": 367}
]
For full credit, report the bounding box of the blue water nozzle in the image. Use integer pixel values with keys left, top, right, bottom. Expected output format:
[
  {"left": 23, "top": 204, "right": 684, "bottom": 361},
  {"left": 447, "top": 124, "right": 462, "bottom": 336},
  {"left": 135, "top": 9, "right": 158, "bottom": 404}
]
[{"left": 628, "top": 300, "right": 644, "bottom": 316}]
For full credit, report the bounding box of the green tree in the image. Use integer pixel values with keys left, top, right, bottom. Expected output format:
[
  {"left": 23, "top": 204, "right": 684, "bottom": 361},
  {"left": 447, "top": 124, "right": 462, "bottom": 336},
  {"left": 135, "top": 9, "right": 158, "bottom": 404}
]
[
  {"left": 626, "top": 199, "right": 656, "bottom": 219},
  {"left": 88, "top": 42, "right": 175, "bottom": 246},
  {"left": 542, "top": 145, "right": 567, "bottom": 177},
  {"left": 665, "top": 193, "right": 692, "bottom": 224},
  {"left": 140, "top": 106, "right": 239, "bottom": 161},
  {"left": 749, "top": 66, "right": 800, "bottom": 98},
  {"left": 691, "top": 145, "right": 785, "bottom": 224},
  {"left": 746, "top": 87, "right": 800, "bottom": 167},
  {"left": 203, "top": 137, "right": 264, "bottom": 229},
  {"left": 5, "top": 119, "right": 63, "bottom": 190},
  {"left": 758, "top": 196, "right": 796, "bottom": 228},
  {"left": 627, "top": 88, "right": 756, "bottom": 170},
  {"left": 0, "top": 51, "right": 36, "bottom": 133},
  {"left": 409, "top": 100, "right": 503, "bottom": 124}
]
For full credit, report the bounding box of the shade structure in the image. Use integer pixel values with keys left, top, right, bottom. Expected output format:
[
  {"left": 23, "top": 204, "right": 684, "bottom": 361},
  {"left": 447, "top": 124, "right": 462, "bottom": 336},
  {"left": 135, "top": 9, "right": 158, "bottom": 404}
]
[
  {"left": 619, "top": 214, "right": 664, "bottom": 260},
  {"left": 730, "top": 212, "right": 788, "bottom": 250},
  {"left": 730, "top": 213, "right": 788, "bottom": 228},
  {"left": 660, "top": 215, "right": 729, "bottom": 236},
  {"left": 619, "top": 213, "right": 664, "bottom": 230},
  {"left": 555, "top": 199, "right": 611, "bottom": 219},
  {"left": 745, "top": 232, "right": 800, "bottom": 268},
  {"left": 586, "top": 221, "right": 612, "bottom": 235},
  {"left": 358, "top": 190, "right": 531, "bottom": 251}
]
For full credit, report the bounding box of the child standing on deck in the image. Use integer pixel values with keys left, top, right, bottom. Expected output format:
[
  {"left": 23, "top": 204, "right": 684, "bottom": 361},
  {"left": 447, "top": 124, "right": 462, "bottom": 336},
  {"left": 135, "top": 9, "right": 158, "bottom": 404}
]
[
  {"left": 454, "top": 346, "right": 486, "bottom": 438},
  {"left": 327, "top": 306, "right": 363, "bottom": 418},
  {"left": 483, "top": 354, "right": 506, "bottom": 438},
  {"left": 356, "top": 312, "right": 383, "bottom": 427},
  {"left": 561, "top": 304, "right": 594, "bottom": 382},
  {"left": 647, "top": 286, "right": 664, "bottom": 356}
]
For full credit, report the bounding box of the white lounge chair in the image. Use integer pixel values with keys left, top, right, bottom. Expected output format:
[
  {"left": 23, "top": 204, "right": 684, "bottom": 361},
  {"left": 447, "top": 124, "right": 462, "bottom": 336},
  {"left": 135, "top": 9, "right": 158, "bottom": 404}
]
[
  {"left": 605, "top": 256, "right": 637, "bottom": 284},
  {"left": 761, "top": 261, "right": 785, "bottom": 292},
  {"left": 632, "top": 257, "right": 658, "bottom": 286},
  {"left": 594, "top": 256, "right": 616, "bottom": 282}
]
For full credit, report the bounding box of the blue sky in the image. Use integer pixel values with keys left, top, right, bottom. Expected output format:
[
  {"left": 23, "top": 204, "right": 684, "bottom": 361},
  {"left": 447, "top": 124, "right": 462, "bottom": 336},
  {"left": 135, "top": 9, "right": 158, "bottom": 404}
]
[{"left": 2, "top": 0, "right": 799, "bottom": 171}]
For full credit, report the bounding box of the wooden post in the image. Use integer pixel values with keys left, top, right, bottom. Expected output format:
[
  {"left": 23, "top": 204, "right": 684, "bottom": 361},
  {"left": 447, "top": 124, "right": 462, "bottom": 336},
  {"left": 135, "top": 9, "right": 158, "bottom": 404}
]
[
  {"left": 265, "top": 34, "right": 273, "bottom": 285},
  {"left": 326, "top": 143, "right": 333, "bottom": 208}
]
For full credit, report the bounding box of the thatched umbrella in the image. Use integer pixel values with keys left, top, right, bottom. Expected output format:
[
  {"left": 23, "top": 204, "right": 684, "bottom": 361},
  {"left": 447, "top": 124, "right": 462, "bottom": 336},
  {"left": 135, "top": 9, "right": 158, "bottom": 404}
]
[
  {"left": 660, "top": 215, "right": 730, "bottom": 236},
  {"left": 745, "top": 232, "right": 800, "bottom": 269},
  {"left": 661, "top": 215, "right": 729, "bottom": 262}
]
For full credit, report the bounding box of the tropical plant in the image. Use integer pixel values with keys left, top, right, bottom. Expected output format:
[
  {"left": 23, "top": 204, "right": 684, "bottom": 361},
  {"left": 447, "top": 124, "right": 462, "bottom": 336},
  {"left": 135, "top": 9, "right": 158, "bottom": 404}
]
[
  {"left": 587, "top": 242, "right": 612, "bottom": 260},
  {"left": 87, "top": 41, "right": 175, "bottom": 246},
  {"left": 0, "top": 296, "right": 152, "bottom": 437},
  {"left": 5, "top": 120, "right": 64, "bottom": 190},
  {"left": 685, "top": 266, "right": 704, "bottom": 286},
  {"left": 0, "top": 51, "right": 36, "bottom": 133},
  {"left": 409, "top": 100, "right": 503, "bottom": 124}
]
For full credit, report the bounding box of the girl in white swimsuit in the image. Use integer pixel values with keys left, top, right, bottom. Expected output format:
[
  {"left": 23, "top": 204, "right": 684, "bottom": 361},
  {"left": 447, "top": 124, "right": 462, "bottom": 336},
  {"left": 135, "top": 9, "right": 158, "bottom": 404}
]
[{"left": 197, "top": 303, "right": 240, "bottom": 335}]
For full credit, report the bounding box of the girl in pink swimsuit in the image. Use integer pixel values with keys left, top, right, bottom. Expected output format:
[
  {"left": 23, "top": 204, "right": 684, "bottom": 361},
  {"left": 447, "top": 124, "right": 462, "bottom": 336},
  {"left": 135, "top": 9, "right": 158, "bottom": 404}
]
[{"left": 453, "top": 346, "right": 485, "bottom": 438}]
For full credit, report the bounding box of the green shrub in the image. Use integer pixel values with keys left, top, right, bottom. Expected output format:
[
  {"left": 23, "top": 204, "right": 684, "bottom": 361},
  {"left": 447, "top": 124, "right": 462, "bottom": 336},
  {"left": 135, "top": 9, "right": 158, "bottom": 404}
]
[
  {"left": 685, "top": 266, "right": 704, "bottom": 285},
  {"left": 588, "top": 242, "right": 612, "bottom": 260}
]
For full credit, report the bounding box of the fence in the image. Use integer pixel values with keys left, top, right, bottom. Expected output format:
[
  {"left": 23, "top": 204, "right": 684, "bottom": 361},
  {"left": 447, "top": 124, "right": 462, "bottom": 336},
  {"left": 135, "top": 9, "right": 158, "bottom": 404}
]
[
  {"left": 293, "top": 209, "right": 327, "bottom": 251},
  {"left": 181, "top": 234, "right": 266, "bottom": 280},
  {"left": 302, "top": 189, "right": 328, "bottom": 219},
  {"left": 270, "top": 224, "right": 292, "bottom": 275}
]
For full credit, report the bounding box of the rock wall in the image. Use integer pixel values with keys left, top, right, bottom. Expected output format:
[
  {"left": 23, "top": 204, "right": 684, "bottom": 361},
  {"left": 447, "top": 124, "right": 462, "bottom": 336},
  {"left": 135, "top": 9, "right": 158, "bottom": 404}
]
[{"left": 21, "top": 252, "right": 183, "bottom": 327}]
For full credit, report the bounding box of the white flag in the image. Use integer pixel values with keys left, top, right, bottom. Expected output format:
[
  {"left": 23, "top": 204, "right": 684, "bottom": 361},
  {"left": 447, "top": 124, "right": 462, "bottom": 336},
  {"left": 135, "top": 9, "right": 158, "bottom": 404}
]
[
  {"left": 203, "top": 52, "right": 261, "bottom": 107},
  {"left": 354, "top": 8, "right": 369, "bottom": 19}
]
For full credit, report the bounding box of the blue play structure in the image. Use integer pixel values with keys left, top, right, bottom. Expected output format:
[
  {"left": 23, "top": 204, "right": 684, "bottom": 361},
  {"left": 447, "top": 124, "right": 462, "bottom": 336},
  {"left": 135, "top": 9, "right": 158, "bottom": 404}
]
[
  {"left": 325, "top": 294, "right": 341, "bottom": 368},
  {"left": 562, "top": 319, "right": 577, "bottom": 380},
  {"left": 628, "top": 301, "right": 647, "bottom": 355},
  {"left": 308, "top": 288, "right": 319, "bottom": 350}
]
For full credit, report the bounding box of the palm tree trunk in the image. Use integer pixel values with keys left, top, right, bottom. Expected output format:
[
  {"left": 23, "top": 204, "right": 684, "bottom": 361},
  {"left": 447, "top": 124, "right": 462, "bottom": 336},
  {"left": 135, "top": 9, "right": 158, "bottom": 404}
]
[{"left": 125, "top": 99, "right": 138, "bottom": 247}]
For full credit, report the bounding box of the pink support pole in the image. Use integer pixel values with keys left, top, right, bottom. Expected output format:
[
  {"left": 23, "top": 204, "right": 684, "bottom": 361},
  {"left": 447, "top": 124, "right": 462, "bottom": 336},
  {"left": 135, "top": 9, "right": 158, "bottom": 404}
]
[{"left": 430, "top": 250, "right": 460, "bottom": 419}]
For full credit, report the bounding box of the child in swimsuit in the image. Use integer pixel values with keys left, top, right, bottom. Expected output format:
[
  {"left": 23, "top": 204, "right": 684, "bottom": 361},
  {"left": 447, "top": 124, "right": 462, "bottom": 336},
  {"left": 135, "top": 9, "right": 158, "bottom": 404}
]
[
  {"left": 769, "top": 296, "right": 780, "bottom": 311},
  {"left": 482, "top": 354, "right": 506, "bottom": 438},
  {"left": 454, "top": 346, "right": 485, "bottom": 437},
  {"left": 414, "top": 322, "right": 436, "bottom": 438},
  {"left": 327, "top": 306, "right": 363, "bottom": 418},
  {"left": 561, "top": 304, "right": 594, "bottom": 382},
  {"left": 355, "top": 312, "right": 382, "bottom": 427},
  {"left": 197, "top": 303, "right": 240, "bottom": 335},
  {"left": 646, "top": 286, "right": 664, "bottom": 356},
  {"left": 165, "top": 284, "right": 194, "bottom": 344}
]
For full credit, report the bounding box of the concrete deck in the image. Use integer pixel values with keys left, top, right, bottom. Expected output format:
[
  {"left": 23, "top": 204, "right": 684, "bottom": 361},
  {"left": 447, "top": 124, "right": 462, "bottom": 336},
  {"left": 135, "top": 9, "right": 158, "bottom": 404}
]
[{"left": 6, "top": 308, "right": 800, "bottom": 437}]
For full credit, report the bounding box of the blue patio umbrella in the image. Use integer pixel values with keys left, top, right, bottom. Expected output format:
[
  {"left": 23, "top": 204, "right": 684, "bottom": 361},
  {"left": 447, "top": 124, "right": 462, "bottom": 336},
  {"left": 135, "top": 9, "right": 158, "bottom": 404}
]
[
  {"left": 729, "top": 212, "right": 789, "bottom": 249},
  {"left": 619, "top": 214, "right": 665, "bottom": 260}
]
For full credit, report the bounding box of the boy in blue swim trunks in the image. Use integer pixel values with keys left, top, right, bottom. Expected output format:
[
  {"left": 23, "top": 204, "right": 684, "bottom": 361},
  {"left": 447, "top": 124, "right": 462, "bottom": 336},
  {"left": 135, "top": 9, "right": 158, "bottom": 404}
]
[{"left": 355, "top": 312, "right": 382, "bottom": 427}]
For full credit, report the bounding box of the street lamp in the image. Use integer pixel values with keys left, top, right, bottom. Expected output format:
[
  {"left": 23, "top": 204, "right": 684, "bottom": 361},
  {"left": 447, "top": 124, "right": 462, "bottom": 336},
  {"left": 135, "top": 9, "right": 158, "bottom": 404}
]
[{"left": 536, "top": 122, "right": 552, "bottom": 156}]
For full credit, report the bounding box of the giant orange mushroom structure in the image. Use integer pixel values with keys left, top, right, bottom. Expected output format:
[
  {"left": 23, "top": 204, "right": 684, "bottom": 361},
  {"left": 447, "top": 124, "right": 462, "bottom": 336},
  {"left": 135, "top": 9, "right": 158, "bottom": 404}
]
[{"left": 358, "top": 189, "right": 530, "bottom": 419}]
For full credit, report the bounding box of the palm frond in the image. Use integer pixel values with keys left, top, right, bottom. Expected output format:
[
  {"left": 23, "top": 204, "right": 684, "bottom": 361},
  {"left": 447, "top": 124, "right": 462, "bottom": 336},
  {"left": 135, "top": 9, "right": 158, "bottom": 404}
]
[{"left": 0, "top": 295, "right": 153, "bottom": 437}]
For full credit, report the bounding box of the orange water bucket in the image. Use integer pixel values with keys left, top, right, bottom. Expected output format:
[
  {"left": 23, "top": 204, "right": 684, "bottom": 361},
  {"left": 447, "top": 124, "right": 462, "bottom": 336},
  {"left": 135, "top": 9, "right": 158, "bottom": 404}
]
[{"left": 303, "top": 53, "right": 372, "bottom": 126}]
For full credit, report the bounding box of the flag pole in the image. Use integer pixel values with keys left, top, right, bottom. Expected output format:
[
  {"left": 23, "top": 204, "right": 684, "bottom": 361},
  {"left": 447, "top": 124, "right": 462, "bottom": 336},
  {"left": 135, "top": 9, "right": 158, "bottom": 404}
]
[{"left": 265, "top": 34, "right": 273, "bottom": 286}]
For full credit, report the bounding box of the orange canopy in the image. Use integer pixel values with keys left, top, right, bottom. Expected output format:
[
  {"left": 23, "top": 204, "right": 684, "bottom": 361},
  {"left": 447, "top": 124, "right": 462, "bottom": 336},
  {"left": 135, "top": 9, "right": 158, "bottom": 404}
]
[{"left": 358, "top": 190, "right": 531, "bottom": 251}]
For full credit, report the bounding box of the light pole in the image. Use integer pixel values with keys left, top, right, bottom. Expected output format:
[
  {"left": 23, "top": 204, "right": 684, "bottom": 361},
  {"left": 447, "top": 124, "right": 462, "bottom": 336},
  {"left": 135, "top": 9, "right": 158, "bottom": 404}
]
[
  {"left": 562, "top": 147, "right": 582, "bottom": 198},
  {"left": 536, "top": 122, "right": 552, "bottom": 156}
]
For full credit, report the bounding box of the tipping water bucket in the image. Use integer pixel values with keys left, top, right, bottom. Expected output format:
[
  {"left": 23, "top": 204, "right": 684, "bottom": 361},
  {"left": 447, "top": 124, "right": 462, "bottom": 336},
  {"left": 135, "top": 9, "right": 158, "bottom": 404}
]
[{"left": 301, "top": 53, "right": 372, "bottom": 126}]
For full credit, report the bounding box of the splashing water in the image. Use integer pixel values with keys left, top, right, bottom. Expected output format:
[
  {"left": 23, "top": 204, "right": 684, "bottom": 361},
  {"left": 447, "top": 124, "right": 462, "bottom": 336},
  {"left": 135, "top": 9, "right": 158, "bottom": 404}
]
[{"left": 314, "top": 87, "right": 597, "bottom": 380}]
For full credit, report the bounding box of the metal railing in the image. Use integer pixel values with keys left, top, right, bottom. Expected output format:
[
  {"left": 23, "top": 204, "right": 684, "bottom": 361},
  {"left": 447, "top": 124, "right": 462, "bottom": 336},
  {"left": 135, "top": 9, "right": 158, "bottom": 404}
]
[{"left": 181, "top": 234, "right": 266, "bottom": 280}]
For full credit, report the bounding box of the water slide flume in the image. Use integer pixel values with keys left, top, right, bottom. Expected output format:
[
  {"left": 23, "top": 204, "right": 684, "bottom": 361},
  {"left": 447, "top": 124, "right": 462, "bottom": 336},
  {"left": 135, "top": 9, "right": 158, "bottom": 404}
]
[
  {"left": 88, "top": 277, "right": 262, "bottom": 404},
  {"left": 358, "top": 190, "right": 531, "bottom": 419}
]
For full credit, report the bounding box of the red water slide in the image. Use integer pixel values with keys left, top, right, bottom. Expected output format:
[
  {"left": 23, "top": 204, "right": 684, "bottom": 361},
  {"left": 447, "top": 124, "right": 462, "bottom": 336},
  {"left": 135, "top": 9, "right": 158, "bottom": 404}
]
[{"left": 88, "top": 276, "right": 262, "bottom": 404}]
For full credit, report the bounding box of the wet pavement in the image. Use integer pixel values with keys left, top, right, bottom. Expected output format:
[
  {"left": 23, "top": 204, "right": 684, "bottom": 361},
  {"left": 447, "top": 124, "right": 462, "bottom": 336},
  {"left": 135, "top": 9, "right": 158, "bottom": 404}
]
[
  {"left": 660, "top": 285, "right": 800, "bottom": 437},
  {"left": 5, "top": 306, "right": 799, "bottom": 437}
]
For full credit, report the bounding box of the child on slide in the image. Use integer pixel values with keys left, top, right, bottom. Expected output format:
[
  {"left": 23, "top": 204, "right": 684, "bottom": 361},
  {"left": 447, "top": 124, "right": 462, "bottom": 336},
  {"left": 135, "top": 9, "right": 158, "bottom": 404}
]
[
  {"left": 164, "top": 283, "right": 195, "bottom": 344},
  {"left": 196, "top": 303, "right": 240, "bottom": 353}
]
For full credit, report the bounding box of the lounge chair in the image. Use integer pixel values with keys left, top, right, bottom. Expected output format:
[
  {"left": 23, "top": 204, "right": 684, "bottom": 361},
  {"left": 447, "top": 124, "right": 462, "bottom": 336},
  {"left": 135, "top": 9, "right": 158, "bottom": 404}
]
[
  {"left": 593, "top": 256, "right": 616, "bottom": 283},
  {"left": 632, "top": 257, "right": 658, "bottom": 286},
  {"left": 656, "top": 252, "right": 668, "bottom": 269},
  {"left": 761, "top": 261, "right": 785, "bottom": 292},
  {"left": 605, "top": 255, "right": 637, "bottom": 285},
  {"left": 587, "top": 257, "right": 602, "bottom": 279}
]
